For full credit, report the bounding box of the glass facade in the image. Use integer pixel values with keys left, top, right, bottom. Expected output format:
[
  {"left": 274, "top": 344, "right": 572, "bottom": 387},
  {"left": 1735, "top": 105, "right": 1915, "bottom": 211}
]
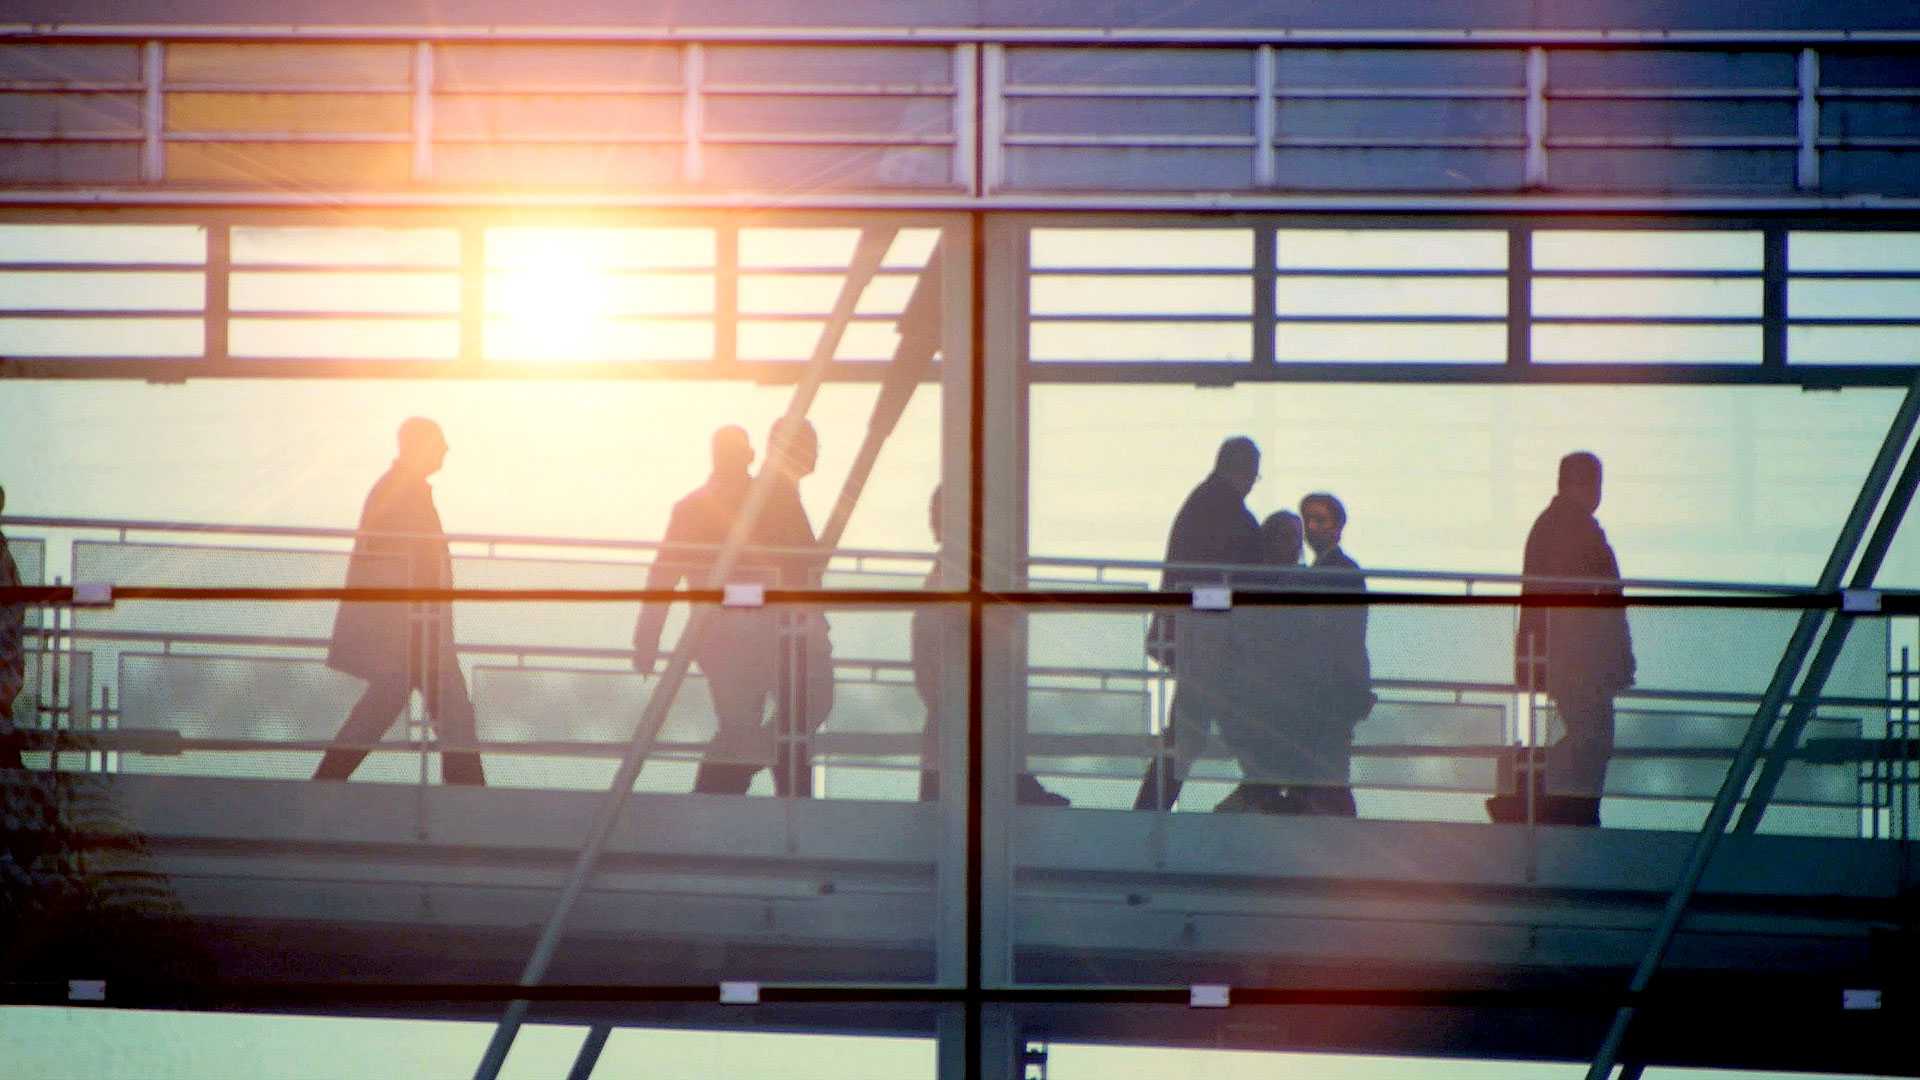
[{"left": 5, "top": 208, "right": 1920, "bottom": 1077}]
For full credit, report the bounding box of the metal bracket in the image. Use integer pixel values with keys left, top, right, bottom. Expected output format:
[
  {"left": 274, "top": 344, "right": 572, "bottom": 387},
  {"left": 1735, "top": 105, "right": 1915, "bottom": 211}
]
[
  {"left": 71, "top": 582, "right": 113, "bottom": 607},
  {"left": 1189, "top": 984, "right": 1230, "bottom": 1008},
  {"left": 1191, "top": 587, "right": 1232, "bottom": 611},
  {"left": 1843, "top": 988, "right": 1883, "bottom": 1011},
  {"left": 1841, "top": 588, "right": 1882, "bottom": 614},
  {"left": 67, "top": 980, "right": 106, "bottom": 1002},
  {"left": 719, "top": 980, "right": 761, "bottom": 1005},
  {"left": 722, "top": 583, "right": 766, "bottom": 608}
]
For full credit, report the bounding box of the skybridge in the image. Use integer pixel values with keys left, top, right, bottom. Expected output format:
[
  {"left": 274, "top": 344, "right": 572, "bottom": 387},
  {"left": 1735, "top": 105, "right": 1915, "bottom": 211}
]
[{"left": 4, "top": 4, "right": 1920, "bottom": 1079}]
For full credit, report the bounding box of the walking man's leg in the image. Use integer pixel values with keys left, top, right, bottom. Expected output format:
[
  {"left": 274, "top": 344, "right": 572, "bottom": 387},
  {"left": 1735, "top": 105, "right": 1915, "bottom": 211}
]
[{"left": 315, "top": 676, "right": 410, "bottom": 781}]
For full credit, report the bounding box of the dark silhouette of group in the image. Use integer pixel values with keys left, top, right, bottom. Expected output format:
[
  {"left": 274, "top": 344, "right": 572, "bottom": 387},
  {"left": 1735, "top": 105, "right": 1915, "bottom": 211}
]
[{"left": 307, "top": 421, "right": 1632, "bottom": 827}]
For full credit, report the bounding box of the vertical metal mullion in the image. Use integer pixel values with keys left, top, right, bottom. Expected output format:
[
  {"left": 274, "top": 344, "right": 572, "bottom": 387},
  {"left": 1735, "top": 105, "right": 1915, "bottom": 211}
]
[
  {"left": 714, "top": 223, "right": 739, "bottom": 371},
  {"left": 1253, "top": 45, "right": 1277, "bottom": 189},
  {"left": 459, "top": 225, "right": 486, "bottom": 368},
  {"left": 964, "top": 208, "right": 988, "bottom": 1080},
  {"left": 1252, "top": 225, "right": 1276, "bottom": 367},
  {"left": 1524, "top": 47, "right": 1548, "bottom": 188},
  {"left": 682, "top": 43, "right": 705, "bottom": 184},
  {"left": 953, "top": 44, "right": 979, "bottom": 194},
  {"left": 203, "top": 223, "right": 230, "bottom": 367},
  {"left": 981, "top": 45, "right": 1007, "bottom": 196},
  {"left": 1798, "top": 47, "right": 1821, "bottom": 191},
  {"left": 1763, "top": 228, "right": 1788, "bottom": 368},
  {"left": 1507, "top": 228, "right": 1532, "bottom": 367},
  {"left": 141, "top": 41, "right": 164, "bottom": 182},
  {"left": 411, "top": 42, "right": 434, "bottom": 182}
]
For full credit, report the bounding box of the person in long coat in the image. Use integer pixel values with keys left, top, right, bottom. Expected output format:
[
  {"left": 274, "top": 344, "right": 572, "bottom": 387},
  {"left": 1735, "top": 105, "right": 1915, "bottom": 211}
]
[
  {"left": 0, "top": 484, "right": 25, "bottom": 770},
  {"left": 634, "top": 419, "right": 834, "bottom": 797},
  {"left": 315, "top": 418, "right": 484, "bottom": 785},
  {"left": 1132, "top": 436, "right": 1264, "bottom": 811},
  {"left": 1500, "top": 451, "right": 1635, "bottom": 827}
]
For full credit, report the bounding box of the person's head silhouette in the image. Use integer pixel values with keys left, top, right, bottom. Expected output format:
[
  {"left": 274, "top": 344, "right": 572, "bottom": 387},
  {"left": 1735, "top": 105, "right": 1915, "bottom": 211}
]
[
  {"left": 1559, "top": 451, "right": 1604, "bottom": 514},
  {"left": 395, "top": 417, "right": 448, "bottom": 479},
  {"left": 1261, "top": 509, "right": 1303, "bottom": 565},
  {"left": 711, "top": 425, "right": 753, "bottom": 477},
  {"left": 1213, "top": 436, "right": 1260, "bottom": 499},
  {"left": 767, "top": 417, "right": 819, "bottom": 481}
]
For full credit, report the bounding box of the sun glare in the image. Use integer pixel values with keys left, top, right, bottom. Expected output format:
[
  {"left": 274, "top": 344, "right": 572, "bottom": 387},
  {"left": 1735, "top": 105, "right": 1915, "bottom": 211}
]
[{"left": 487, "top": 243, "right": 618, "bottom": 363}]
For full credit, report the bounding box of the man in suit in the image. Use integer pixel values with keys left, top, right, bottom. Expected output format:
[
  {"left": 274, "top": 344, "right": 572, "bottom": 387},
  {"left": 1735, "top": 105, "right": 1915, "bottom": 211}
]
[
  {"left": 316, "top": 418, "right": 484, "bottom": 785},
  {"left": 1497, "top": 451, "right": 1636, "bottom": 827},
  {"left": 1132, "top": 436, "right": 1264, "bottom": 811},
  {"left": 1283, "top": 492, "right": 1375, "bottom": 817},
  {"left": 634, "top": 419, "right": 834, "bottom": 797}
]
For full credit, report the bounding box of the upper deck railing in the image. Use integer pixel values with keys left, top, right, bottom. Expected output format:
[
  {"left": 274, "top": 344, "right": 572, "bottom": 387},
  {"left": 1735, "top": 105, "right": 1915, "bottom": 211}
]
[{"left": 4, "top": 24, "right": 1920, "bottom": 207}]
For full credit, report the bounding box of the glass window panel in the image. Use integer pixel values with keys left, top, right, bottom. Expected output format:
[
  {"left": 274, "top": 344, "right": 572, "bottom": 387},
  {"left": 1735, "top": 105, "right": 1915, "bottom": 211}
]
[
  {"left": 1789, "top": 278, "right": 1920, "bottom": 318},
  {"left": 739, "top": 227, "right": 916, "bottom": 269},
  {"left": 1276, "top": 323, "right": 1505, "bottom": 362},
  {"left": 0, "top": 317, "right": 201, "bottom": 356},
  {"left": 230, "top": 271, "right": 460, "bottom": 314},
  {"left": 1276, "top": 276, "right": 1507, "bottom": 317},
  {"left": 1035, "top": 274, "right": 1253, "bottom": 316},
  {"left": 1030, "top": 320, "right": 1251, "bottom": 362},
  {"left": 1533, "top": 230, "right": 1763, "bottom": 271},
  {"left": 1788, "top": 325, "right": 1920, "bottom": 365},
  {"left": 1791, "top": 230, "right": 1920, "bottom": 271},
  {"left": 739, "top": 273, "right": 915, "bottom": 316},
  {"left": 737, "top": 319, "right": 902, "bottom": 360},
  {"left": 486, "top": 270, "right": 714, "bottom": 317},
  {"left": 1276, "top": 229, "right": 1507, "bottom": 270},
  {"left": 229, "top": 317, "right": 457, "bottom": 360},
  {"left": 231, "top": 226, "right": 457, "bottom": 267},
  {"left": 0, "top": 271, "right": 203, "bottom": 311},
  {"left": 0, "top": 224, "right": 204, "bottom": 264},
  {"left": 485, "top": 316, "right": 712, "bottom": 362},
  {"left": 1533, "top": 278, "right": 1762, "bottom": 318},
  {"left": 1031, "top": 228, "right": 1253, "bottom": 270},
  {"left": 1533, "top": 324, "right": 1760, "bottom": 363},
  {"left": 485, "top": 226, "right": 713, "bottom": 270}
]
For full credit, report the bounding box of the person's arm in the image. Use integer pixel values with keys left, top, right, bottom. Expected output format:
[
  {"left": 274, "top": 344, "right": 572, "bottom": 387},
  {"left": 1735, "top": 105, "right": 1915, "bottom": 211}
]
[{"left": 633, "top": 505, "right": 695, "bottom": 672}]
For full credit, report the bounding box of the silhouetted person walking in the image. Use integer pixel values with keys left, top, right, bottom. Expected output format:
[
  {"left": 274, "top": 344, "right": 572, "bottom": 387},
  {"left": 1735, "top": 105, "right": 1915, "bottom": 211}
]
[
  {"left": 634, "top": 419, "right": 834, "bottom": 797},
  {"left": 1496, "top": 452, "right": 1635, "bottom": 827},
  {"left": 913, "top": 486, "right": 1067, "bottom": 806},
  {"left": 316, "top": 418, "right": 484, "bottom": 785},
  {"left": 0, "top": 485, "right": 25, "bottom": 770},
  {"left": 1133, "top": 437, "right": 1264, "bottom": 811},
  {"left": 1284, "top": 492, "right": 1374, "bottom": 817},
  {"left": 1213, "top": 509, "right": 1308, "bottom": 814}
]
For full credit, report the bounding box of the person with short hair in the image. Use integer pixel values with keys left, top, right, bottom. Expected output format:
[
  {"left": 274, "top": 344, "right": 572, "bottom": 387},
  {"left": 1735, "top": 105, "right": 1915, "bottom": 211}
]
[
  {"left": 1212, "top": 509, "right": 1309, "bottom": 814},
  {"left": 1282, "top": 492, "right": 1374, "bottom": 817},
  {"left": 1495, "top": 452, "right": 1635, "bottom": 827},
  {"left": 1132, "top": 437, "right": 1265, "bottom": 811},
  {"left": 316, "top": 418, "right": 484, "bottom": 785}
]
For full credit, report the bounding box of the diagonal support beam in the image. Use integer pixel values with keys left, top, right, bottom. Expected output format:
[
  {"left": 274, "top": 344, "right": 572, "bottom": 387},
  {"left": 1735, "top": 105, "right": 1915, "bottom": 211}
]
[
  {"left": 471, "top": 226, "right": 898, "bottom": 1080},
  {"left": 1738, "top": 400, "right": 1920, "bottom": 834},
  {"left": 1585, "top": 373, "right": 1920, "bottom": 1080},
  {"left": 564, "top": 1025, "right": 612, "bottom": 1080}
]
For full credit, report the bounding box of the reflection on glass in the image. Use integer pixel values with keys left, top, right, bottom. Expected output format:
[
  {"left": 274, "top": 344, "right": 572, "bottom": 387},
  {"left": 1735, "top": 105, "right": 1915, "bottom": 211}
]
[
  {"left": 0, "top": 271, "right": 204, "bottom": 312},
  {"left": 1276, "top": 228, "right": 1506, "bottom": 269},
  {"left": 1533, "top": 230, "right": 1762, "bottom": 270},
  {"left": 0, "top": 317, "right": 203, "bottom": 357},
  {"left": 231, "top": 226, "right": 456, "bottom": 267},
  {"left": 1031, "top": 228, "right": 1252, "bottom": 269}
]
